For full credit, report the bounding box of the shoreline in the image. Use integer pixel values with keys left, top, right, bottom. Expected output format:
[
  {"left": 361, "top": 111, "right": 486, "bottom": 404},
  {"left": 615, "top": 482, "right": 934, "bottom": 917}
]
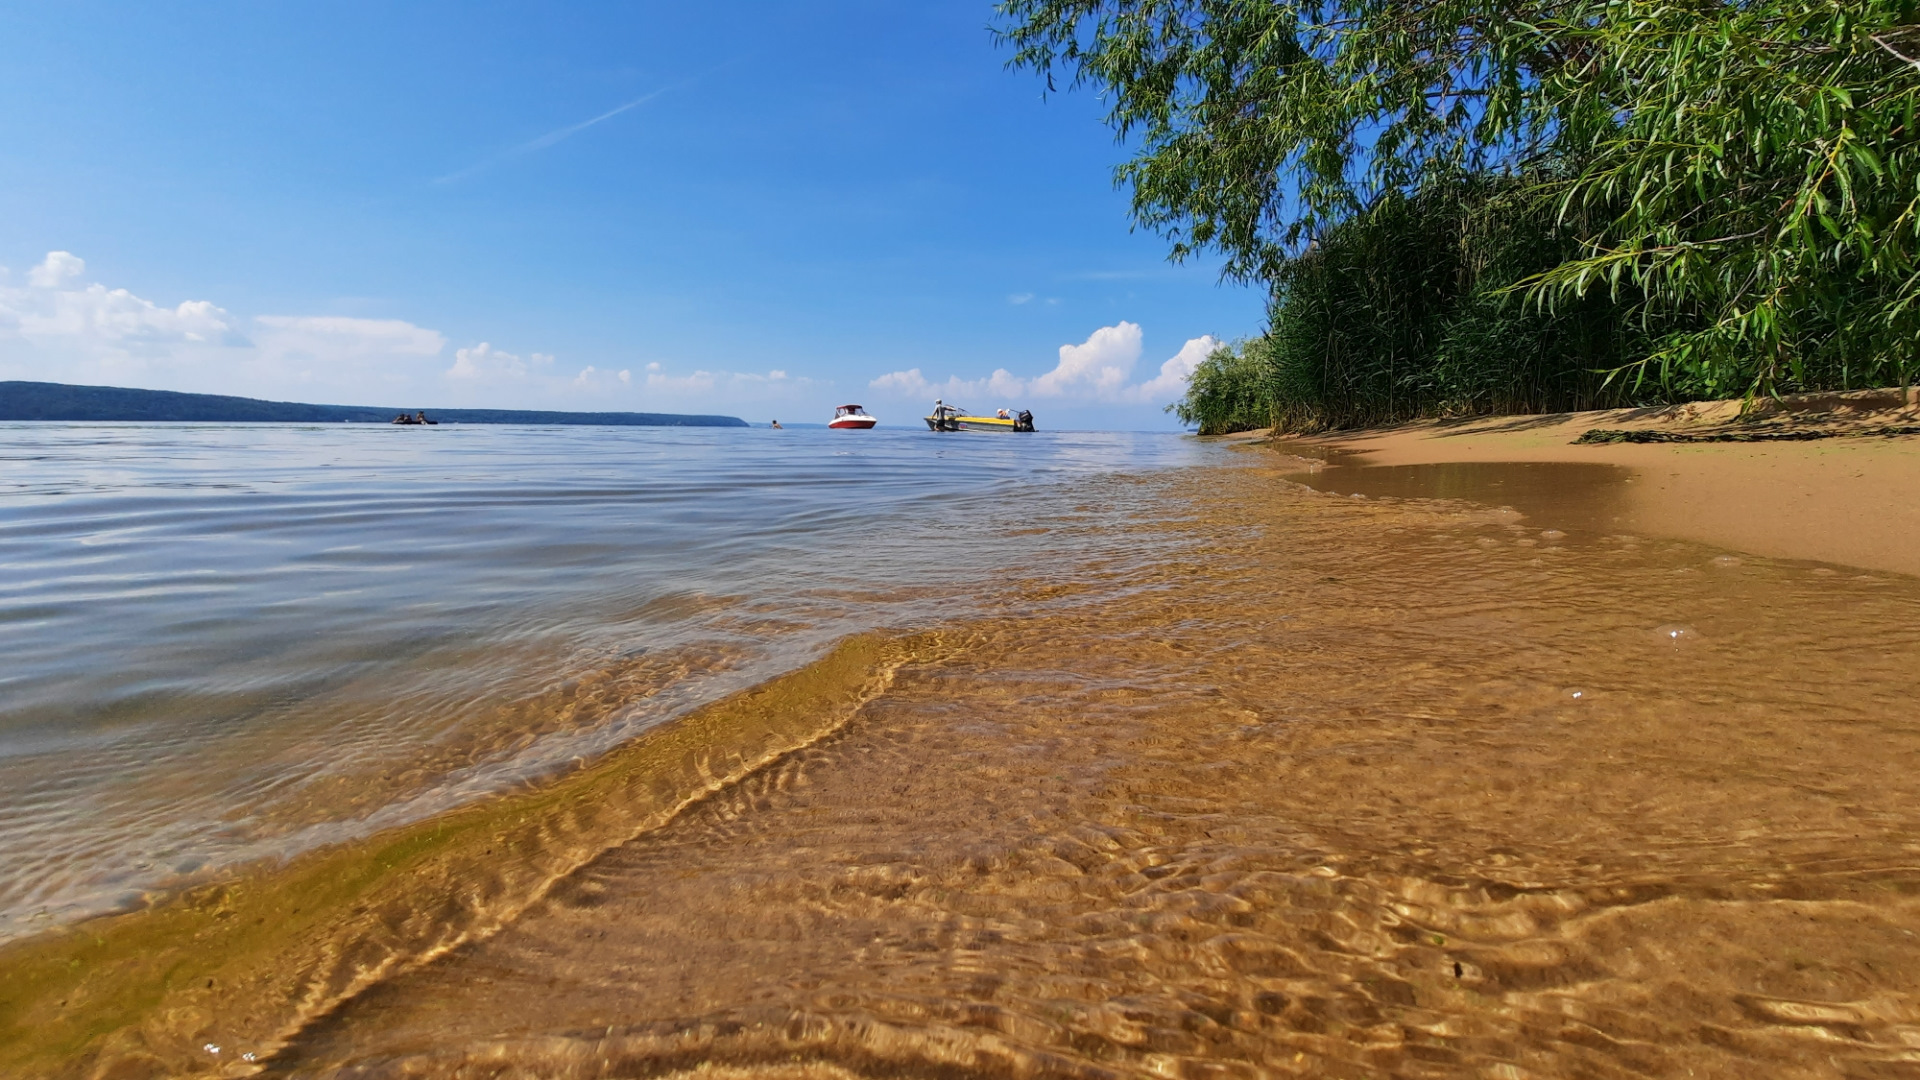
[
  {"left": 1242, "top": 388, "right": 1920, "bottom": 577},
  {"left": 5, "top": 424, "right": 1919, "bottom": 1076},
  {"left": 0, "top": 634, "right": 946, "bottom": 1078},
  {"left": 257, "top": 459, "right": 1920, "bottom": 1078}
]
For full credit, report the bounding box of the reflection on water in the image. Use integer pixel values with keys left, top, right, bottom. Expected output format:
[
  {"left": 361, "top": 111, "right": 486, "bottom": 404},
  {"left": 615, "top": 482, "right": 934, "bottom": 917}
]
[
  {"left": 1284, "top": 457, "right": 1637, "bottom": 535},
  {"left": 0, "top": 423, "right": 1213, "bottom": 938},
  {"left": 241, "top": 460, "right": 1920, "bottom": 1080}
]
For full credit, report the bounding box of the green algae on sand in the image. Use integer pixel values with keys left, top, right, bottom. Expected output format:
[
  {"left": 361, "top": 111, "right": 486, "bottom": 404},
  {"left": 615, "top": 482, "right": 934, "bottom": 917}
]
[{"left": 0, "top": 632, "right": 951, "bottom": 1079}]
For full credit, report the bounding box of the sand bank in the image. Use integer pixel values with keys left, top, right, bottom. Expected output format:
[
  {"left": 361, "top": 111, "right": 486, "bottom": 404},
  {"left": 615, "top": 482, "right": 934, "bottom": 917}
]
[{"left": 1264, "top": 388, "right": 1920, "bottom": 577}]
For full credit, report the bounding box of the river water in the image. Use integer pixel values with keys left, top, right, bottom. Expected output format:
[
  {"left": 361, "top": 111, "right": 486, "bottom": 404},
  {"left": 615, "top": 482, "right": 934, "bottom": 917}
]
[
  {"left": 0, "top": 422, "right": 1213, "bottom": 940},
  {"left": 7, "top": 427, "right": 1920, "bottom": 1080}
]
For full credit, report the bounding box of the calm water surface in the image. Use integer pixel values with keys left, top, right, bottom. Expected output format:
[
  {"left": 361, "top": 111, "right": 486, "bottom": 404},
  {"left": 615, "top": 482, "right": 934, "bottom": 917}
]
[{"left": 0, "top": 422, "right": 1216, "bottom": 938}]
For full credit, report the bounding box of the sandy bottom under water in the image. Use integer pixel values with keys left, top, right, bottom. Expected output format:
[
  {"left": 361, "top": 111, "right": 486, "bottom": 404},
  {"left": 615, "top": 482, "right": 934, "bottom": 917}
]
[{"left": 16, "top": 453, "right": 1920, "bottom": 1079}]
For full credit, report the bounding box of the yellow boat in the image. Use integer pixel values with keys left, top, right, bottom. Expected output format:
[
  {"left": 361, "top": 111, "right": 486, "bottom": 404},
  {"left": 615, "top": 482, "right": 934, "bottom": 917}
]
[{"left": 924, "top": 402, "right": 1034, "bottom": 432}]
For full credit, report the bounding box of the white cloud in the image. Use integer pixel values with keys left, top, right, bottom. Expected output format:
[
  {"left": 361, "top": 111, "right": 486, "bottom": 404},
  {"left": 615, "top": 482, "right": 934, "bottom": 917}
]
[
  {"left": 865, "top": 366, "right": 1026, "bottom": 404},
  {"left": 646, "top": 369, "right": 716, "bottom": 392},
  {"left": 642, "top": 366, "right": 812, "bottom": 395},
  {"left": 0, "top": 253, "right": 238, "bottom": 361},
  {"left": 1131, "top": 335, "right": 1220, "bottom": 402},
  {"left": 869, "top": 368, "right": 933, "bottom": 396},
  {"left": 1008, "top": 292, "right": 1034, "bottom": 305},
  {"left": 29, "top": 251, "right": 85, "bottom": 289},
  {"left": 867, "top": 323, "right": 1218, "bottom": 408},
  {"left": 0, "top": 248, "right": 811, "bottom": 414},
  {"left": 1031, "top": 321, "right": 1142, "bottom": 398},
  {"left": 0, "top": 252, "right": 470, "bottom": 397},
  {"left": 446, "top": 341, "right": 529, "bottom": 381},
  {"left": 254, "top": 316, "right": 444, "bottom": 357}
]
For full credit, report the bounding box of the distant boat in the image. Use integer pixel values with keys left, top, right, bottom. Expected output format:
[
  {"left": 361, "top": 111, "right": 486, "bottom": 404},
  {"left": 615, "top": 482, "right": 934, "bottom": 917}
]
[
  {"left": 924, "top": 402, "right": 1034, "bottom": 432},
  {"left": 391, "top": 411, "right": 438, "bottom": 425},
  {"left": 828, "top": 404, "right": 878, "bottom": 429}
]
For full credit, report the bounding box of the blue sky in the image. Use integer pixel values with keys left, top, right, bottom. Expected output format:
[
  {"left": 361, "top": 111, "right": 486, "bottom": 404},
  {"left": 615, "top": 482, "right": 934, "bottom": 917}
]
[{"left": 0, "top": 2, "right": 1265, "bottom": 430}]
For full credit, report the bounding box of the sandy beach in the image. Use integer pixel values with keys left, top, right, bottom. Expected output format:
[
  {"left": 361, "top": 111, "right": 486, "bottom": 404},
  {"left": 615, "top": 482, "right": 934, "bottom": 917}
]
[
  {"left": 5, "top": 404, "right": 1919, "bottom": 1079},
  {"left": 1270, "top": 388, "right": 1920, "bottom": 577}
]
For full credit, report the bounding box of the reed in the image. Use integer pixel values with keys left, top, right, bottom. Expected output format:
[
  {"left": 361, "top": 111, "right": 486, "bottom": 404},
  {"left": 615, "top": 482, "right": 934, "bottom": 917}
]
[{"left": 1184, "top": 175, "right": 1675, "bottom": 434}]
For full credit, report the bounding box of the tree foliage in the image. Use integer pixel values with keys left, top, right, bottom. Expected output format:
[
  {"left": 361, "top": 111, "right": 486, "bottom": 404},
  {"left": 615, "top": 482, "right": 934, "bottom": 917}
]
[
  {"left": 998, "top": 0, "right": 1920, "bottom": 421},
  {"left": 995, "top": 0, "right": 1563, "bottom": 281},
  {"left": 1537, "top": 1, "right": 1920, "bottom": 398},
  {"left": 1168, "top": 338, "right": 1275, "bottom": 433}
]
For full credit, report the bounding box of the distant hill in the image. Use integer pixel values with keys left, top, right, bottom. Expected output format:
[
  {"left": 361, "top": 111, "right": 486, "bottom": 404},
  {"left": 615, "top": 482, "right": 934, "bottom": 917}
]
[{"left": 0, "top": 381, "right": 750, "bottom": 427}]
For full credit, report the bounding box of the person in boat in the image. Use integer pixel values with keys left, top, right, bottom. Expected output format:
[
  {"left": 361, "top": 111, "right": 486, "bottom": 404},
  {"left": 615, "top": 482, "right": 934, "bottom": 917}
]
[
  {"left": 415, "top": 411, "right": 429, "bottom": 424},
  {"left": 996, "top": 408, "right": 1009, "bottom": 419}
]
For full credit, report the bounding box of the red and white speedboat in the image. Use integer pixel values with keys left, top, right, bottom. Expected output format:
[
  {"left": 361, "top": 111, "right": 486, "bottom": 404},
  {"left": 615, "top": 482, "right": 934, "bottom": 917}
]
[{"left": 828, "top": 404, "right": 878, "bottom": 429}]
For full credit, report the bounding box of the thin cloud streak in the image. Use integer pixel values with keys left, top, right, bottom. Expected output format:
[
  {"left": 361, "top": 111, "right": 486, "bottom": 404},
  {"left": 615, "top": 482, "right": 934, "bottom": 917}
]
[{"left": 434, "top": 88, "right": 671, "bottom": 185}]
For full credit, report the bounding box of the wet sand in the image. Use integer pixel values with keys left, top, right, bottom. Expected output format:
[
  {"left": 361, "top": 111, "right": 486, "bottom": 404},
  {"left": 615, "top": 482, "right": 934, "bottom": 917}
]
[
  {"left": 7, "top": 425, "right": 1920, "bottom": 1079},
  {"left": 1273, "top": 389, "right": 1920, "bottom": 577}
]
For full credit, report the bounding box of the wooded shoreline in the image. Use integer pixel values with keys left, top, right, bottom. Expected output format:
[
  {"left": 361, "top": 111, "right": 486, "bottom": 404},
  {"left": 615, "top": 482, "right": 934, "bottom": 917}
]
[{"left": 0, "top": 381, "right": 750, "bottom": 427}]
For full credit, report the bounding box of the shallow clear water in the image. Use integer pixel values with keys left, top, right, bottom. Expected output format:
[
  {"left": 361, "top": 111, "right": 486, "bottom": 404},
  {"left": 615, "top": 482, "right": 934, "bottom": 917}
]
[
  {"left": 9, "top": 439, "right": 1920, "bottom": 1080},
  {"left": 264, "top": 459, "right": 1920, "bottom": 1080},
  {"left": 0, "top": 422, "right": 1216, "bottom": 938}
]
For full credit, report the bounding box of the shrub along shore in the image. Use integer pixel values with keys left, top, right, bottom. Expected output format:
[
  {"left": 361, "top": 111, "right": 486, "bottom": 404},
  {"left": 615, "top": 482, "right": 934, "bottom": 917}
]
[{"left": 995, "top": 1, "right": 1920, "bottom": 435}]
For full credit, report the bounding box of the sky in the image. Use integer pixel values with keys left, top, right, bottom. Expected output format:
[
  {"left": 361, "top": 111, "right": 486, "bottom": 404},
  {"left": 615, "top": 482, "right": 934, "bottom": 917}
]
[{"left": 0, "top": 2, "right": 1266, "bottom": 430}]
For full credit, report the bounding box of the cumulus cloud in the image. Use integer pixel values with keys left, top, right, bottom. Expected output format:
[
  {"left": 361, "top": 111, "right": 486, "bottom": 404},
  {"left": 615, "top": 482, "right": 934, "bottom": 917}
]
[
  {"left": 868, "top": 368, "right": 933, "bottom": 395},
  {"left": 1031, "top": 321, "right": 1142, "bottom": 398},
  {"left": 447, "top": 342, "right": 535, "bottom": 381},
  {"left": 0, "top": 252, "right": 477, "bottom": 400},
  {"left": 1131, "top": 334, "right": 1221, "bottom": 402},
  {"left": 29, "top": 251, "right": 85, "bottom": 289},
  {"left": 0, "top": 252, "right": 239, "bottom": 357},
  {"left": 867, "top": 323, "right": 1217, "bottom": 408},
  {"left": 0, "top": 248, "right": 802, "bottom": 411}
]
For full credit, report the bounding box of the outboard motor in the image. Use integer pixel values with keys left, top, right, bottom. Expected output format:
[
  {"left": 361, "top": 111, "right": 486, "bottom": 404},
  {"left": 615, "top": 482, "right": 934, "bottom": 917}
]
[{"left": 1016, "top": 410, "right": 1035, "bottom": 432}]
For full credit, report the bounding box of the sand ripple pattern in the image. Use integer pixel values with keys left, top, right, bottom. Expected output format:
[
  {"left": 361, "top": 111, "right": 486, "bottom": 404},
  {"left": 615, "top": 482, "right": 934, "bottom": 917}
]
[
  {"left": 260, "top": 463, "right": 1920, "bottom": 1080},
  {"left": 0, "top": 425, "right": 1204, "bottom": 938}
]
